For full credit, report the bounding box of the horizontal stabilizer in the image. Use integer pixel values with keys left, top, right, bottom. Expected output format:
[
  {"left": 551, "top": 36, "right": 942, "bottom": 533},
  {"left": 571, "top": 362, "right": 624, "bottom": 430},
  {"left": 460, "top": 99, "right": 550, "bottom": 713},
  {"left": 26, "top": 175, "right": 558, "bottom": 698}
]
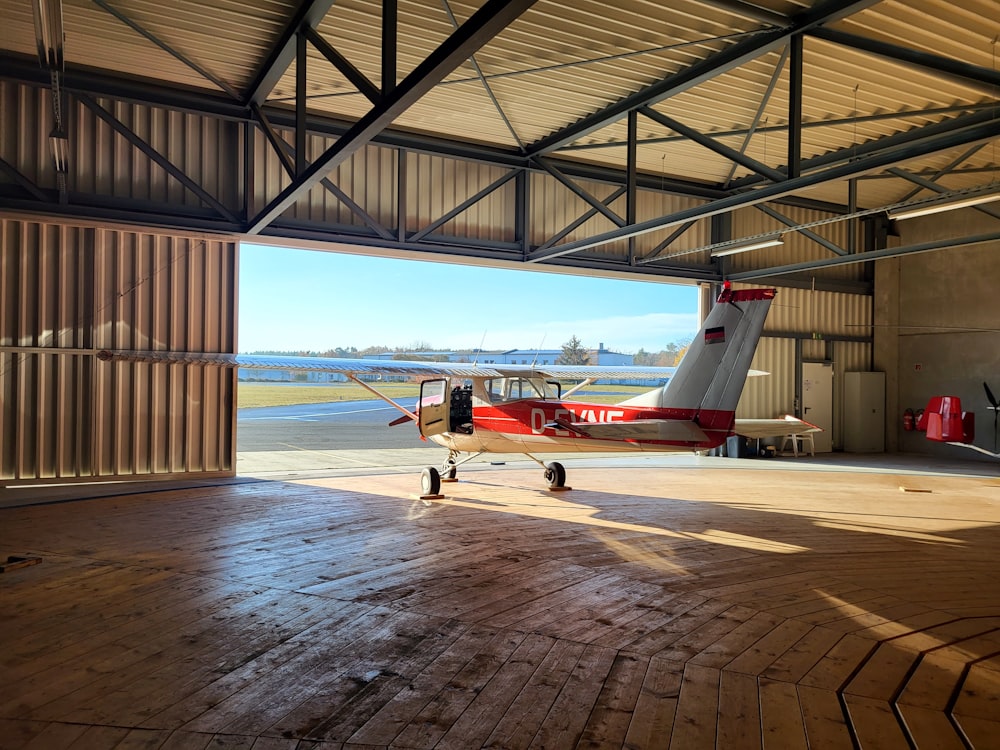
[
  {"left": 734, "top": 415, "right": 822, "bottom": 440},
  {"left": 546, "top": 419, "right": 709, "bottom": 443}
]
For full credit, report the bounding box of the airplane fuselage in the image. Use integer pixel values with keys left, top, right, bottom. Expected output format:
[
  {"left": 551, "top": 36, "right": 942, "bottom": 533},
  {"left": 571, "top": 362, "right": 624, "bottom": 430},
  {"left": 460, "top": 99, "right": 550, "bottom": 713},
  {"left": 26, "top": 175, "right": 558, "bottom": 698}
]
[{"left": 428, "top": 398, "right": 735, "bottom": 454}]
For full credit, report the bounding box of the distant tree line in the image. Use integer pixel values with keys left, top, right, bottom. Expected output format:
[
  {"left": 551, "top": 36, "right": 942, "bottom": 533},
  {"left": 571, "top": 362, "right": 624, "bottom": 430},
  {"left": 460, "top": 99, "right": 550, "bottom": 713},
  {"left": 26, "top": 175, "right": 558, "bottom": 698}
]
[{"left": 247, "top": 337, "right": 691, "bottom": 365}]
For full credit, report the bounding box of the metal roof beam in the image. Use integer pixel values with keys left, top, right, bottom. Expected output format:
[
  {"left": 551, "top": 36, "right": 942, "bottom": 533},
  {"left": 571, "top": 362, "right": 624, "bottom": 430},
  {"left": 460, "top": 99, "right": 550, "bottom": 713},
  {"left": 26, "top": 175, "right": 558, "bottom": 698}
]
[
  {"left": 303, "top": 25, "right": 380, "bottom": 105},
  {"left": 525, "top": 0, "right": 881, "bottom": 157},
  {"left": 888, "top": 166, "right": 1000, "bottom": 222},
  {"left": 562, "top": 102, "right": 994, "bottom": 153},
  {"left": 728, "top": 107, "right": 1000, "bottom": 190},
  {"left": 531, "top": 157, "right": 626, "bottom": 227},
  {"left": 245, "top": 0, "right": 537, "bottom": 235},
  {"left": 534, "top": 186, "right": 628, "bottom": 253},
  {"left": 895, "top": 143, "right": 985, "bottom": 201},
  {"left": 268, "top": 136, "right": 395, "bottom": 240},
  {"left": 0, "top": 156, "right": 48, "bottom": 202},
  {"left": 408, "top": 169, "right": 521, "bottom": 243},
  {"left": 726, "top": 231, "right": 1000, "bottom": 281},
  {"left": 755, "top": 204, "right": 848, "bottom": 255},
  {"left": 723, "top": 44, "right": 788, "bottom": 187},
  {"left": 527, "top": 116, "right": 1000, "bottom": 262},
  {"left": 811, "top": 27, "right": 1000, "bottom": 93},
  {"left": 787, "top": 34, "right": 803, "bottom": 179},
  {"left": 244, "top": 0, "right": 338, "bottom": 107},
  {"left": 640, "top": 107, "right": 785, "bottom": 182},
  {"left": 637, "top": 220, "right": 700, "bottom": 264},
  {"left": 76, "top": 93, "right": 240, "bottom": 224}
]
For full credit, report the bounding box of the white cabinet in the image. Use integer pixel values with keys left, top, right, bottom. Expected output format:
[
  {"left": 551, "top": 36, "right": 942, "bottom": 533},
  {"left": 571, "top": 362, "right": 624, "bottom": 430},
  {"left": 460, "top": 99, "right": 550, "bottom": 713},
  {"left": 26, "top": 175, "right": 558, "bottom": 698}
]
[{"left": 844, "top": 372, "right": 885, "bottom": 453}]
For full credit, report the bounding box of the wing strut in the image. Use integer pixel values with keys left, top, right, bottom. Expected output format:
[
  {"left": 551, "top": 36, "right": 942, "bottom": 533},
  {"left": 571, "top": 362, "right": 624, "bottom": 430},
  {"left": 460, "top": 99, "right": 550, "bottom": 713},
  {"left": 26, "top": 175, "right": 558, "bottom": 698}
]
[
  {"left": 561, "top": 377, "right": 597, "bottom": 399},
  {"left": 345, "top": 374, "right": 418, "bottom": 422}
]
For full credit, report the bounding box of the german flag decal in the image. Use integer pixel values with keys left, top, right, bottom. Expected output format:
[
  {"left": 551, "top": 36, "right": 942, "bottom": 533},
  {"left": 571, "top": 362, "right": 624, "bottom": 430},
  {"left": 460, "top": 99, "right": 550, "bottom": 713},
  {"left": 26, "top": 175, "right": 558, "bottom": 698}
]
[{"left": 705, "top": 326, "right": 726, "bottom": 344}]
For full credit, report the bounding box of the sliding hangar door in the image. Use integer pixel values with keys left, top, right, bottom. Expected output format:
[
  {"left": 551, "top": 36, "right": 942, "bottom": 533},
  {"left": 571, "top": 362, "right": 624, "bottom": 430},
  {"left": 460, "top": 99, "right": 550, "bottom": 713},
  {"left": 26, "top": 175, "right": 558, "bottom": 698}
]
[{"left": 2, "top": 0, "right": 997, "bottom": 485}]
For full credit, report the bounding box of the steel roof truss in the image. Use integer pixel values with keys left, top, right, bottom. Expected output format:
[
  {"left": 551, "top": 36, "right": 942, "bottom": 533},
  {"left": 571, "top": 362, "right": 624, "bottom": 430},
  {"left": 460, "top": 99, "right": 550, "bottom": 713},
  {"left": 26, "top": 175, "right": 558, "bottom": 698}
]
[
  {"left": 627, "top": 110, "right": 638, "bottom": 262},
  {"left": 729, "top": 107, "right": 1000, "bottom": 190},
  {"left": 0, "top": 156, "right": 48, "bottom": 202},
  {"left": 246, "top": 0, "right": 538, "bottom": 235},
  {"left": 895, "top": 143, "right": 986, "bottom": 203},
  {"left": 244, "top": 0, "right": 338, "bottom": 107},
  {"left": 641, "top": 107, "right": 785, "bottom": 183},
  {"left": 637, "top": 220, "right": 700, "bottom": 264},
  {"left": 531, "top": 157, "right": 626, "bottom": 228},
  {"left": 252, "top": 103, "right": 296, "bottom": 177},
  {"left": 755, "top": 204, "right": 847, "bottom": 256},
  {"left": 724, "top": 44, "right": 788, "bottom": 187},
  {"left": 76, "top": 93, "right": 240, "bottom": 224},
  {"left": 408, "top": 169, "right": 521, "bottom": 243},
  {"left": 888, "top": 166, "right": 1000, "bottom": 223},
  {"left": 526, "top": 0, "right": 881, "bottom": 157},
  {"left": 304, "top": 25, "right": 381, "bottom": 105},
  {"left": 787, "top": 34, "right": 803, "bottom": 179},
  {"left": 533, "top": 186, "right": 628, "bottom": 253},
  {"left": 529, "top": 116, "right": 1000, "bottom": 263},
  {"left": 728, "top": 231, "right": 1000, "bottom": 281},
  {"left": 268, "top": 136, "right": 395, "bottom": 240},
  {"left": 296, "top": 30, "right": 308, "bottom": 177}
]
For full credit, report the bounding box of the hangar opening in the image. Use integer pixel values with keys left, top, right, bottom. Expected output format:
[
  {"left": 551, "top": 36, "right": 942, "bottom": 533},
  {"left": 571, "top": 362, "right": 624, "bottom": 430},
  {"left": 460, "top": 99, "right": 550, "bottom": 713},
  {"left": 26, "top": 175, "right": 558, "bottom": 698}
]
[{"left": 3, "top": 2, "right": 1000, "bottom": 747}]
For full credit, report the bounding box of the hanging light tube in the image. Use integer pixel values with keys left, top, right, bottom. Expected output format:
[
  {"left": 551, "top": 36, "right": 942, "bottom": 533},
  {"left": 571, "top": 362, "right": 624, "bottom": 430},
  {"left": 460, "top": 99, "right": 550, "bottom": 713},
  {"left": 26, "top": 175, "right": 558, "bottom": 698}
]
[
  {"left": 711, "top": 237, "right": 784, "bottom": 257},
  {"left": 888, "top": 187, "right": 1000, "bottom": 221}
]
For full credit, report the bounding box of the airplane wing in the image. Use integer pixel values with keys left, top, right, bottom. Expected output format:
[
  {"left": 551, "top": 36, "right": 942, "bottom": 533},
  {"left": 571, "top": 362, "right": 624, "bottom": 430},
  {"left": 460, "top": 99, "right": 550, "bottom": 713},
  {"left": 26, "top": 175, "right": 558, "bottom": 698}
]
[
  {"left": 97, "top": 350, "right": 680, "bottom": 381},
  {"left": 734, "top": 415, "right": 822, "bottom": 439},
  {"left": 547, "top": 418, "right": 709, "bottom": 442}
]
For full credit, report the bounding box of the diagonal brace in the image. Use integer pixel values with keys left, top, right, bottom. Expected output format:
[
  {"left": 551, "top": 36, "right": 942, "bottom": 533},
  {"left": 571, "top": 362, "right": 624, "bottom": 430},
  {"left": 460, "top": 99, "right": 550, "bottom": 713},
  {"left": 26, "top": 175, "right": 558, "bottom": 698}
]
[{"left": 246, "top": 0, "right": 538, "bottom": 235}]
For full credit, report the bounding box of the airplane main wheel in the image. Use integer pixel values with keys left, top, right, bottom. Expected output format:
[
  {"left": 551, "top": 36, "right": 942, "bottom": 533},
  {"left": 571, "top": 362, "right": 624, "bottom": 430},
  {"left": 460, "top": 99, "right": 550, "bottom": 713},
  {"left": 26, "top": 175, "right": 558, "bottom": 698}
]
[
  {"left": 544, "top": 461, "right": 566, "bottom": 489},
  {"left": 421, "top": 467, "right": 441, "bottom": 496}
]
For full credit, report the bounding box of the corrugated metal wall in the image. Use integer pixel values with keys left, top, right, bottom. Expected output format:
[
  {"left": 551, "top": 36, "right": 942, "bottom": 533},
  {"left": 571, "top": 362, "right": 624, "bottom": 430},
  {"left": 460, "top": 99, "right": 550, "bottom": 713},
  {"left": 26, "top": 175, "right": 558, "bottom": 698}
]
[
  {"left": 1, "top": 82, "right": 244, "bottom": 211},
  {"left": 0, "top": 218, "right": 237, "bottom": 483},
  {"left": 734, "top": 282, "right": 874, "bottom": 450}
]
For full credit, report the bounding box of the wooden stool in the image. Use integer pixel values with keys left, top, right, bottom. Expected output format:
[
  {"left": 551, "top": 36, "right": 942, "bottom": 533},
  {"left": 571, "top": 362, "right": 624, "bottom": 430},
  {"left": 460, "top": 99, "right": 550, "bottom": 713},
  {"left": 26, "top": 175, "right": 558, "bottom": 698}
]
[{"left": 780, "top": 433, "right": 815, "bottom": 457}]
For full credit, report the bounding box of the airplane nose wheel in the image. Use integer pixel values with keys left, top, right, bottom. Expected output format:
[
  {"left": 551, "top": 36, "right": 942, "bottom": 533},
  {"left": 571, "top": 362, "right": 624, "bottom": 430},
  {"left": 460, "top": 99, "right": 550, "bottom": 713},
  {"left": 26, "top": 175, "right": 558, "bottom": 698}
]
[
  {"left": 421, "top": 467, "right": 442, "bottom": 496},
  {"left": 543, "top": 461, "right": 566, "bottom": 489}
]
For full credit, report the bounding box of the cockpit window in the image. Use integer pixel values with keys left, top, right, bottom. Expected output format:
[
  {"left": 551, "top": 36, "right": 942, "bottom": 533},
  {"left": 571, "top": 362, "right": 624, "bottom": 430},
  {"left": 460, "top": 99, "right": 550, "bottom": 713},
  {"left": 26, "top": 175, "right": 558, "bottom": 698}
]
[{"left": 483, "top": 377, "right": 556, "bottom": 402}]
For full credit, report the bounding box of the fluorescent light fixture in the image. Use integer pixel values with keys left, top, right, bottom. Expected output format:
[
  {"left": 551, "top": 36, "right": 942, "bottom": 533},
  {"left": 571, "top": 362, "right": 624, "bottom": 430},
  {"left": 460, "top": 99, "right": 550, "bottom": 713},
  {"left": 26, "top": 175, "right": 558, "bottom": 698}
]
[
  {"left": 711, "top": 237, "right": 784, "bottom": 257},
  {"left": 49, "top": 131, "right": 69, "bottom": 173},
  {"left": 31, "top": 0, "right": 64, "bottom": 70},
  {"left": 889, "top": 186, "right": 1000, "bottom": 221}
]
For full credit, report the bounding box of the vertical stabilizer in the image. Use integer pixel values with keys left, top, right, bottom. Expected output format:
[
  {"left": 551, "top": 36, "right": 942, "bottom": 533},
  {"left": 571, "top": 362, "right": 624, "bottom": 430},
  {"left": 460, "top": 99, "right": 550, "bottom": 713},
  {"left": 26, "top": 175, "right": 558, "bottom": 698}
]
[{"left": 659, "top": 288, "right": 775, "bottom": 426}]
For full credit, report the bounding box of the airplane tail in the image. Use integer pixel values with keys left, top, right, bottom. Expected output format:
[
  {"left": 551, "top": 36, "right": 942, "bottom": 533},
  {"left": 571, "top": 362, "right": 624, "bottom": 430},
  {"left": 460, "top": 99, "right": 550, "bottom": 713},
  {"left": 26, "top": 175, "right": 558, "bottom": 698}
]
[{"left": 658, "top": 287, "right": 776, "bottom": 431}]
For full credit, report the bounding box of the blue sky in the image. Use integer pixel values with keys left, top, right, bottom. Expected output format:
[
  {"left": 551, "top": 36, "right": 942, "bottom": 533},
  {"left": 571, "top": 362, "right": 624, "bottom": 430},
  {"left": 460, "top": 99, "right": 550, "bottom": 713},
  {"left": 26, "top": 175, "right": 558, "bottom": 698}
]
[{"left": 238, "top": 244, "right": 699, "bottom": 354}]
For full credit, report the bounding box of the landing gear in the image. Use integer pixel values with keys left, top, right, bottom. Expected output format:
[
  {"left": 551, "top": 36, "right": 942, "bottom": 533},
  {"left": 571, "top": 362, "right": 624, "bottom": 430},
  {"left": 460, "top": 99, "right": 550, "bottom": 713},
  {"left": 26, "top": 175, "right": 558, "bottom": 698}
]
[
  {"left": 442, "top": 456, "right": 458, "bottom": 482},
  {"left": 420, "top": 467, "right": 441, "bottom": 496},
  {"left": 543, "top": 461, "right": 566, "bottom": 489}
]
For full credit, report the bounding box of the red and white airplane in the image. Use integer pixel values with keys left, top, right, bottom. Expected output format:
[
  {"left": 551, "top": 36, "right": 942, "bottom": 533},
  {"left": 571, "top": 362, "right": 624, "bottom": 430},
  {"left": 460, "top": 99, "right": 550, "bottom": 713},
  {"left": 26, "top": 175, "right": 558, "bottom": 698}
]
[{"left": 100, "top": 285, "right": 818, "bottom": 494}]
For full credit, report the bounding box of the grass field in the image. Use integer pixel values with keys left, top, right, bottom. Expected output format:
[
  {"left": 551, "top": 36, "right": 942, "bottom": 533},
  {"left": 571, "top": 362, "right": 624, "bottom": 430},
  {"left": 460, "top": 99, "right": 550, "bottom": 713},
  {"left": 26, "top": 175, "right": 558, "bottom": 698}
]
[{"left": 236, "top": 382, "right": 656, "bottom": 409}]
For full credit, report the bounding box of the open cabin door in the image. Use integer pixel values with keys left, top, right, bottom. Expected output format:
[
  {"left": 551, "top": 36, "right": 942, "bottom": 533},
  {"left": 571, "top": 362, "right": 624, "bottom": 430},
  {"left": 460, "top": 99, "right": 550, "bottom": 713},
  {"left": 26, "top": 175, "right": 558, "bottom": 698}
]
[{"left": 419, "top": 378, "right": 450, "bottom": 438}]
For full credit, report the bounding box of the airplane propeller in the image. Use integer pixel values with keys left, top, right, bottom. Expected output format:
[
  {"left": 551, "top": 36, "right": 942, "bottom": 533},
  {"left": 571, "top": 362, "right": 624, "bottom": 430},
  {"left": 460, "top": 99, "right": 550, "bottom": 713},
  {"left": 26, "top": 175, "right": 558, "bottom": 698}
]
[{"left": 985, "top": 381, "right": 999, "bottom": 452}]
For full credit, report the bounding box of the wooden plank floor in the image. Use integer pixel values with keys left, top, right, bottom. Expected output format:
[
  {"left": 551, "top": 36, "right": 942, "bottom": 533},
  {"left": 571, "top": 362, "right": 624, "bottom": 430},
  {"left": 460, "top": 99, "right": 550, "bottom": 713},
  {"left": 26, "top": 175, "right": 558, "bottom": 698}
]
[{"left": 2, "top": 463, "right": 1000, "bottom": 749}]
